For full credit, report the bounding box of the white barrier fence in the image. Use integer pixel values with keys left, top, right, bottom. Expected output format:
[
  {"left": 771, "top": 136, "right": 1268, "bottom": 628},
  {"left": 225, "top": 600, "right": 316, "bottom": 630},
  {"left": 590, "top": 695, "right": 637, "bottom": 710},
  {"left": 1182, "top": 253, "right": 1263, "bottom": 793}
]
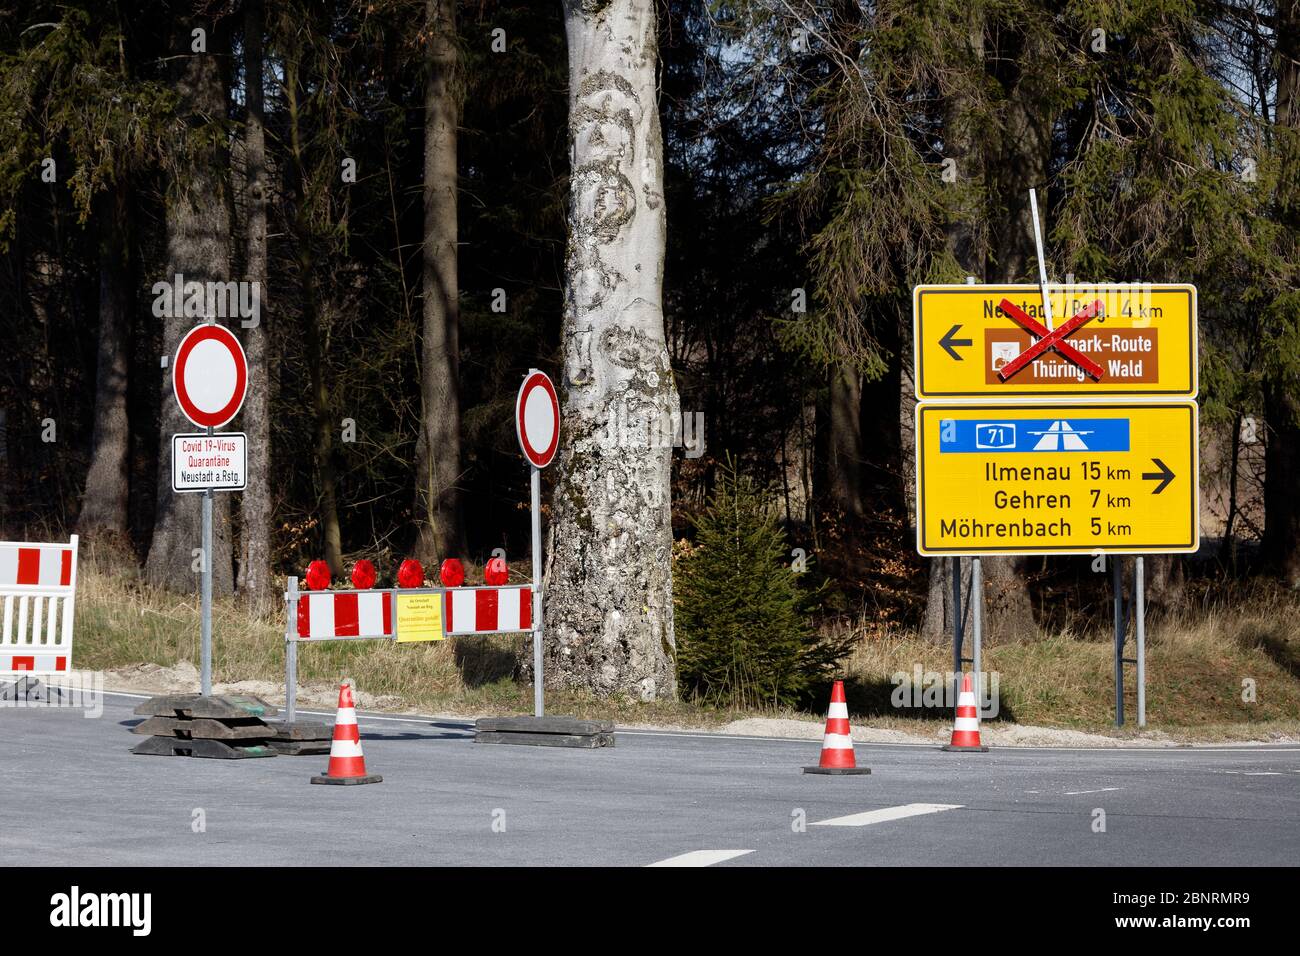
[
  {"left": 1, "top": 535, "right": 79, "bottom": 678},
  {"left": 282, "top": 575, "right": 533, "bottom": 722}
]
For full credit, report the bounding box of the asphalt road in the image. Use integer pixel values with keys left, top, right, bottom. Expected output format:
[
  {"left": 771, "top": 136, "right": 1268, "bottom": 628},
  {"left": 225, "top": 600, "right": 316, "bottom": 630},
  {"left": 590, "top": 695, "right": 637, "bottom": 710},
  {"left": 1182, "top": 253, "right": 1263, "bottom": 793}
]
[{"left": 3, "top": 690, "right": 1298, "bottom": 866}]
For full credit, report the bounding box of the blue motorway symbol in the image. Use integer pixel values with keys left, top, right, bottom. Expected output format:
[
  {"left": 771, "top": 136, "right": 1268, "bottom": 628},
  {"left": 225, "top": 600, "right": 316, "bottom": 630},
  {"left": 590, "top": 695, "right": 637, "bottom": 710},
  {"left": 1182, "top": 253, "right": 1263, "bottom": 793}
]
[{"left": 939, "top": 418, "right": 1130, "bottom": 453}]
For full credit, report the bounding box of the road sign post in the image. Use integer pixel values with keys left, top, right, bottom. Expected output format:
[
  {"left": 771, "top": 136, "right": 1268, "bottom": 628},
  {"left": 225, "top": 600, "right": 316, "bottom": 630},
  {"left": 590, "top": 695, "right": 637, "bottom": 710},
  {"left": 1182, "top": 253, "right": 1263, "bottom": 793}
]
[
  {"left": 202, "top": 478, "right": 213, "bottom": 696},
  {"left": 951, "top": 556, "right": 963, "bottom": 705},
  {"left": 516, "top": 369, "right": 559, "bottom": 718},
  {"left": 1114, "top": 557, "right": 1124, "bottom": 727},
  {"left": 1136, "top": 557, "right": 1146, "bottom": 727},
  {"left": 171, "top": 323, "right": 248, "bottom": 697},
  {"left": 972, "top": 556, "right": 983, "bottom": 712},
  {"left": 916, "top": 197, "right": 1196, "bottom": 731}
]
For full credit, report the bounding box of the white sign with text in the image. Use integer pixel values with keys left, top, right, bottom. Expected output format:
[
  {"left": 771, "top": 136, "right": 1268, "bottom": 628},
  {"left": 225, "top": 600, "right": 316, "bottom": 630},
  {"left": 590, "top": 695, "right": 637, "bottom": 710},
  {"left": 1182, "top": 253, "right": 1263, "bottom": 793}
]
[{"left": 171, "top": 432, "right": 247, "bottom": 493}]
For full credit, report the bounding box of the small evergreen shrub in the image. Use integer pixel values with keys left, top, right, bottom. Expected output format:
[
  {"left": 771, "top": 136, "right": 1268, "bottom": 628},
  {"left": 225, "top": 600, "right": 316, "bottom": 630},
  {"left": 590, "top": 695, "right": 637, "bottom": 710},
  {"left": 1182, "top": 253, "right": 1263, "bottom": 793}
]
[{"left": 674, "top": 461, "right": 851, "bottom": 709}]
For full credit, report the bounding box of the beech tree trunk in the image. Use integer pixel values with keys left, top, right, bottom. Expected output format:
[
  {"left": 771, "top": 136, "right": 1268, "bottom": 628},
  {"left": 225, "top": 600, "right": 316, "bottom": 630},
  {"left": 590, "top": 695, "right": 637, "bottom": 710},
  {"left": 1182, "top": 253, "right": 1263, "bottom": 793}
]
[
  {"left": 77, "top": 183, "right": 130, "bottom": 542},
  {"left": 238, "top": 0, "right": 273, "bottom": 609},
  {"left": 145, "top": 18, "right": 234, "bottom": 594},
  {"left": 540, "top": 0, "right": 678, "bottom": 700},
  {"left": 413, "top": 0, "right": 462, "bottom": 563}
]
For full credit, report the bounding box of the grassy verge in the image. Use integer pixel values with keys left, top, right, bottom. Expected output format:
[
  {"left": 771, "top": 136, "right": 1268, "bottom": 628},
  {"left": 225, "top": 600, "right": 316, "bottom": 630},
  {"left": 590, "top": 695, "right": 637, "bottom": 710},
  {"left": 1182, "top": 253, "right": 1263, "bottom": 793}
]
[{"left": 71, "top": 548, "right": 1300, "bottom": 739}]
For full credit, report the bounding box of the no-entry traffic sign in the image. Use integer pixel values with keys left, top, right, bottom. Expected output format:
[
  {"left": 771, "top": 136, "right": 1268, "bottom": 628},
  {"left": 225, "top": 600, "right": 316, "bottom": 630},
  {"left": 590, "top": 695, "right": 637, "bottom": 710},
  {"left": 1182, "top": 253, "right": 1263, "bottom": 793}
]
[
  {"left": 173, "top": 324, "right": 248, "bottom": 429},
  {"left": 516, "top": 370, "right": 559, "bottom": 469},
  {"left": 913, "top": 284, "right": 1197, "bottom": 399},
  {"left": 915, "top": 402, "right": 1199, "bottom": 556}
]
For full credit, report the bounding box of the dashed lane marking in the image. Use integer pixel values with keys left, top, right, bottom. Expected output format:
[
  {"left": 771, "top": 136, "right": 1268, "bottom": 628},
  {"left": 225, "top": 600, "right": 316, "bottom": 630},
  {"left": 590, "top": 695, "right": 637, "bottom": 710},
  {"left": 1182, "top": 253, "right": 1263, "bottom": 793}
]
[
  {"left": 1064, "top": 787, "right": 1121, "bottom": 795},
  {"left": 811, "top": 803, "right": 963, "bottom": 827},
  {"left": 646, "top": 849, "right": 754, "bottom": 867},
  {"left": 1213, "top": 770, "right": 1287, "bottom": 776}
]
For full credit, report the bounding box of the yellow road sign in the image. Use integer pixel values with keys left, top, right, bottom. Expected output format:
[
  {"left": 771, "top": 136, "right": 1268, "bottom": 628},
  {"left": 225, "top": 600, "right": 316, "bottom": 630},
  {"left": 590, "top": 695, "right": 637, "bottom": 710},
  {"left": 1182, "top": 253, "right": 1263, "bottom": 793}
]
[
  {"left": 913, "top": 284, "right": 1197, "bottom": 399},
  {"left": 916, "top": 402, "right": 1198, "bottom": 556}
]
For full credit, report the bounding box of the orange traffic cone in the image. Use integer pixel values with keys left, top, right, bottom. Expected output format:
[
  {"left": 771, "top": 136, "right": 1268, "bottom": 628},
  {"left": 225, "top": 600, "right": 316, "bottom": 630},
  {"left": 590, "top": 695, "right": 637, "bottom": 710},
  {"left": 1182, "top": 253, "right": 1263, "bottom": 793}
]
[
  {"left": 311, "top": 683, "right": 383, "bottom": 785},
  {"left": 942, "top": 672, "right": 988, "bottom": 752},
  {"left": 803, "top": 680, "right": 871, "bottom": 775}
]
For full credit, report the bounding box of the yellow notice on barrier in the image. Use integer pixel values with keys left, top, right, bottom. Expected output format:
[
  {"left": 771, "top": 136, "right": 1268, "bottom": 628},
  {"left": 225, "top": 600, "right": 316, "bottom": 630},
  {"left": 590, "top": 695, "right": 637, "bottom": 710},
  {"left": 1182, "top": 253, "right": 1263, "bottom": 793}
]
[{"left": 395, "top": 592, "right": 444, "bottom": 643}]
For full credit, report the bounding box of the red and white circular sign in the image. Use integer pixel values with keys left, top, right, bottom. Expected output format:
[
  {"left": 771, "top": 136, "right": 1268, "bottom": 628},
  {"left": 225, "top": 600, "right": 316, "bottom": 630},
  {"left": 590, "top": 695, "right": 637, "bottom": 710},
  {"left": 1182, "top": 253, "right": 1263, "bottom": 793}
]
[
  {"left": 173, "top": 324, "right": 248, "bottom": 429},
  {"left": 516, "top": 370, "right": 560, "bottom": 469}
]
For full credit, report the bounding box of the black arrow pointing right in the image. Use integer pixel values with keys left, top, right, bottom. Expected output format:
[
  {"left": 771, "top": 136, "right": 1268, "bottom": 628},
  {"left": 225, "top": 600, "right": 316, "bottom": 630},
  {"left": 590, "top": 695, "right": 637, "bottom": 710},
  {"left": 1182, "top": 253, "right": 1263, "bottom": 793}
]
[
  {"left": 940, "top": 324, "right": 973, "bottom": 361},
  {"left": 1142, "top": 458, "right": 1175, "bottom": 494}
]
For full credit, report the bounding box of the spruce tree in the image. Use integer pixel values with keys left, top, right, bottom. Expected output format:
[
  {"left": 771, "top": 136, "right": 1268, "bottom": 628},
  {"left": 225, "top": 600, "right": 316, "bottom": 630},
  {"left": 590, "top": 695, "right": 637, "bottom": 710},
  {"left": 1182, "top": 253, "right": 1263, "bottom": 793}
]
[{"left": 675, "top": 460, "right": 849, "bottom": 709}]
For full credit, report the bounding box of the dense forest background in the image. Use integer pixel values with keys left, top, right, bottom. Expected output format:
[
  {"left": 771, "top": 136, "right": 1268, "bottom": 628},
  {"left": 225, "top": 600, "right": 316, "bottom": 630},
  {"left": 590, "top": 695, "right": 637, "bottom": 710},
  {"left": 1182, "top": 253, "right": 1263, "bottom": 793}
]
[{"left": 1, "top": 1, "right": 1297, "bottom": 699}]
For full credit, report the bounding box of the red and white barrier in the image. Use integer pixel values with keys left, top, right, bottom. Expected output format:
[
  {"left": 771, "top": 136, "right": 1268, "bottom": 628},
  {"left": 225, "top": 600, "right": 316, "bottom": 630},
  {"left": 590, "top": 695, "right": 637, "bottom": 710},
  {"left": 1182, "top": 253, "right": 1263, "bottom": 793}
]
[
  {"left": 1, "top": 536, "right": 78, "bottom": 678},
  {"left": 291, "top": 585, "right": 532, "bottom": 640},
  {"left": 296, "top": 590, "right": 393, "bottom": 639},
  {"left": 444, "top": 586, "right": 531, "bottom": 635}
]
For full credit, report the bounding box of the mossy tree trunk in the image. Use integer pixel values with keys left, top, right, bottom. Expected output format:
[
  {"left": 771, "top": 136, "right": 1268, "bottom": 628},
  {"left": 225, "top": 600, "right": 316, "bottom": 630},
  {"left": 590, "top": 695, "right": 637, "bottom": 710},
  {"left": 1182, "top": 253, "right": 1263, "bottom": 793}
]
[{"left": 540, "top": 0, "right": 678, "bottom": 700}]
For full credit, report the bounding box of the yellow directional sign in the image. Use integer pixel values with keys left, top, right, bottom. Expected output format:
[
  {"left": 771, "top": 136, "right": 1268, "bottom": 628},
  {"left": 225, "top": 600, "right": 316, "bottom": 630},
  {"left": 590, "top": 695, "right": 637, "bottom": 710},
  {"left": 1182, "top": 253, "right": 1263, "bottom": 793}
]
[
  {"left": 916, "top": 403, "right": 1198, "bottom": 556},
  {"left": 913, "top": 284, "right": 1197, "bottom": 399}
]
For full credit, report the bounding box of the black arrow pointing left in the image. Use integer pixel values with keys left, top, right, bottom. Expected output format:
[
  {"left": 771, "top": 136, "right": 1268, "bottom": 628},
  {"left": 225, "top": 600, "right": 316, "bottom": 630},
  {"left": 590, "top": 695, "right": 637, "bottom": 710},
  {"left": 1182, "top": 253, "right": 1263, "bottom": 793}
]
[
  {"left": 1142, "top": 458, "right": 1175, "bottom": 494},
  {"left": 940, "top": 324, "right": 973, "bottom": 361}
]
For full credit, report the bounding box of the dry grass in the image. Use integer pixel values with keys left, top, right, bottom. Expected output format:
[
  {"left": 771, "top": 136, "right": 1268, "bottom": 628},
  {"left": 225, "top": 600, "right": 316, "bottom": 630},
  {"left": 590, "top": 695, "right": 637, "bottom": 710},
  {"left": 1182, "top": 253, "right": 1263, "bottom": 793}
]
[
  {"left": 70, "top": 544, "right": 1300, "bottom": 737},
  {"left": 72, "top": 549, "right": 721, "bottom": 726},
  {"left": 838, "top": 584, "right": 1300, "bottom": 732}
]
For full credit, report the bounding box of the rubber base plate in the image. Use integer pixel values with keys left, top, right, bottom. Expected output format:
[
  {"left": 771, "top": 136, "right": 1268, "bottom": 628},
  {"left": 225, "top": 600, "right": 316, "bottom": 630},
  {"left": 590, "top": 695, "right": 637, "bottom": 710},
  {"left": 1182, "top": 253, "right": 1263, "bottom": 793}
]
[
  {"left": 803, "top": 766, "right": 872, "bottom": 775},
  {"left": 310, "top": 773, "right": 383, "bottom": 785}
]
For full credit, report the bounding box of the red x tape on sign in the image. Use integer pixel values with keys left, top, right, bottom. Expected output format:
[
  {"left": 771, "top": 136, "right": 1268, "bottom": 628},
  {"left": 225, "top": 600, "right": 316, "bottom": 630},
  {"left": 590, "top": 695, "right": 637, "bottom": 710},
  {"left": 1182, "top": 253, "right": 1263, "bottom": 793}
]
[{"left": 995, "top": 298, "right": 1105, "bottom": 382}]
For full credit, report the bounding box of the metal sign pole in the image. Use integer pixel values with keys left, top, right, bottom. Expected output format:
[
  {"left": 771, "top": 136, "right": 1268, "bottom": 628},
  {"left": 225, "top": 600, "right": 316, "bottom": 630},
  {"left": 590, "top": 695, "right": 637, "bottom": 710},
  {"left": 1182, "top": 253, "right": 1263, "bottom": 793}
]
[
  {"left": 972, "top": 556, "right": 983, "bottom": 711},
  {"left": 951, "top": 555, "right": 963, "bottom": 704},
  {"left": 1136, "top": 557, "right": 1146, "bottom": 727},
  {"left": 1029, "top": 187, "right": 1054, "bottom": 331},
  {"left": 284, "top": 576, "right": 298, "bottom": 723},
  {"left": 201, "top": 487, "right": 213, "bottom": 696},
  {"left": 201, "top": 424, "right": 214, "bottom": 697},
  {"left": 531, "top": 464, "right": 544, "bottom": 718},
  {"left": 1113, "top": 557, "right": 1124, "bottom": 726}
]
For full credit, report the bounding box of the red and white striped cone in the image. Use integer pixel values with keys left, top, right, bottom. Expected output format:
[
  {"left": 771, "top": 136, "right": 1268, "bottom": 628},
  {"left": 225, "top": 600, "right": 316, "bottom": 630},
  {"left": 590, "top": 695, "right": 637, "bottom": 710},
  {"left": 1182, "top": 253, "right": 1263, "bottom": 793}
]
[
  {"left": 942, "top": 672, "right": 989, "bottom": 752},
  {"left": 311, "top": 683, "right": 383, "bottom": 785},
  {"left": 803, "top": 680, "right": 871, "bottom": 775}
]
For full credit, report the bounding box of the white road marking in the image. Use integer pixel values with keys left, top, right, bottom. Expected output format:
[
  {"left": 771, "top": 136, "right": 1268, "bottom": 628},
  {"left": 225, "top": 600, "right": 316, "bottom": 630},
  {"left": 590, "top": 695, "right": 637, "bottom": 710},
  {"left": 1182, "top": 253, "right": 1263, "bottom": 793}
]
[
  {"left": 646, "top": 849, "right": 754, "bottom": 867},
  {"left": 1216, "top": 770, "right": 1284, "bottom": 776},
  {"left": 1064, "top": 787, "right": 1120, "bottom": 795},
  {"left": 811, "top": 803, "right": 962, "bottom": 827}
]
